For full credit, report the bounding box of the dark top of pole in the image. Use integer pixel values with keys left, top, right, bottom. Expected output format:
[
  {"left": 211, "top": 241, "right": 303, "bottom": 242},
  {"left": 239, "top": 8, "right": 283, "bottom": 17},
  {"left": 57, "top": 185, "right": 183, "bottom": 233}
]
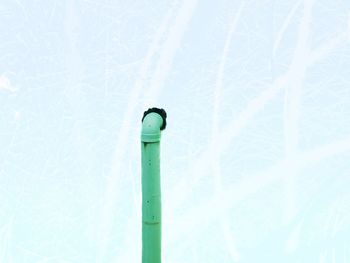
[{"left": 142, "top": 107, "right": 167, "bottom": 130}]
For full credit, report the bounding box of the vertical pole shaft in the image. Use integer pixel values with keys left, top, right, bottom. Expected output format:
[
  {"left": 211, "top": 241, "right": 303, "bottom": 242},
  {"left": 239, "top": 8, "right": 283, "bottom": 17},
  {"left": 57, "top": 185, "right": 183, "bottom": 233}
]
[
  {"left": 141, "top": 108, "right": 167, "bottom": 263},
  {"left": 142, "top": 141, "right": 161, "bottom": 263}
]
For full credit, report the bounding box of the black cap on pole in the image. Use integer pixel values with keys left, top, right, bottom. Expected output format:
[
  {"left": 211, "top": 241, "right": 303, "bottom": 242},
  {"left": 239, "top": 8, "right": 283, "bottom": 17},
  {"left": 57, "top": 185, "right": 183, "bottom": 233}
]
[{"left": 142, "top": 107, "right": 167, "bottom": 130}]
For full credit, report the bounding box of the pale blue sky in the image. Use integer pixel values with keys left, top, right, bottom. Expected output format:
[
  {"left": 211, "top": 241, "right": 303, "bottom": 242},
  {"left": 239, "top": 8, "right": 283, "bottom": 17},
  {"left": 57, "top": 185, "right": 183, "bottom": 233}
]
[{"left": 1, "top": 0, "right": 350, "bottom": 262}]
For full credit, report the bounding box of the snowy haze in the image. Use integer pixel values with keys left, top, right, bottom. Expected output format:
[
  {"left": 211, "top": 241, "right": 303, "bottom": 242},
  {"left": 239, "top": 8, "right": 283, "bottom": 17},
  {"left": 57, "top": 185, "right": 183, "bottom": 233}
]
[{"left": 1, "top": 0, "right": 350, "bottom": 262}]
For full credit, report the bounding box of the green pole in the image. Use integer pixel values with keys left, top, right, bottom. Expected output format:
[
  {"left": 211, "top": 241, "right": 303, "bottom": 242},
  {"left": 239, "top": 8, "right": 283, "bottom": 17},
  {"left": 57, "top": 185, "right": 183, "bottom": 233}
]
[{"left": 141, "top": 108, "right": 167, "bottom": 263}]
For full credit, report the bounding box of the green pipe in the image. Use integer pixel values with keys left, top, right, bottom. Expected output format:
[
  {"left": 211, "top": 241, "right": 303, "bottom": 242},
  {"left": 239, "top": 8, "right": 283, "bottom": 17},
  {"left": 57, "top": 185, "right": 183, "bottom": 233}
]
[{"left": 141, "top": 108, "right": 167, "bottom": 263}]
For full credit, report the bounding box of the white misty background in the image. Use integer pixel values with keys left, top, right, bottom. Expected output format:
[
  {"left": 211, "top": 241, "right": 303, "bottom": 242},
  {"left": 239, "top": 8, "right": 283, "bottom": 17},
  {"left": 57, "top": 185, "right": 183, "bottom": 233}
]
[{"left": 1, "top": 0, "right": 350, "bottom": 262}]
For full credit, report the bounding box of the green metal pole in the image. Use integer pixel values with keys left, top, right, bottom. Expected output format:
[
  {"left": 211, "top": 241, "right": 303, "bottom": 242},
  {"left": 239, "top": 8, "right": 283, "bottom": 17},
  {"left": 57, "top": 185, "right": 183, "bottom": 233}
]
[{"left": 141, "top": 108, "right": 167, "bottom": 263}]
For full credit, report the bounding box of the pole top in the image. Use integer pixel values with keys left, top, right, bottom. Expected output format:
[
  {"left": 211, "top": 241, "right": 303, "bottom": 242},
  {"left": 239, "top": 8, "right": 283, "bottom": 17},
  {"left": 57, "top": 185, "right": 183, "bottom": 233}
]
[{"left": 142, "top": 107, "right": 167, "bottom": 130}]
